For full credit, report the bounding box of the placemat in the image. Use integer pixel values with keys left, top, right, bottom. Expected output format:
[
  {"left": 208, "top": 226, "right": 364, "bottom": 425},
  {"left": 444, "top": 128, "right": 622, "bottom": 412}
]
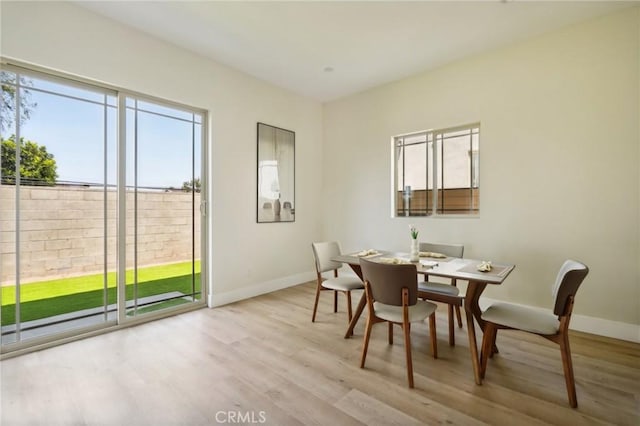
[
  {"left": 457, "top": 263, "right": 511, "bottom": 277},
  {"left": 349, "top": 250, "right": 381, "bottom": 258}
]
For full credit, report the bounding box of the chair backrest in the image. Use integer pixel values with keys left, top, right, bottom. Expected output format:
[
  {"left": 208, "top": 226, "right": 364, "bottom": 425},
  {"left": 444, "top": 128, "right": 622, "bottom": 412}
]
[
  {"left": 360, "top": 258, "right": 418, "bottom": 307},
  {"left": 419, "top": 242, "right": 464, "bottom": 258},
  {"left": 551, "top": 260, "right": 589, "bottom": 316},
  {"left": 311, "top": 241, "right": 343, "bottom": 273}
]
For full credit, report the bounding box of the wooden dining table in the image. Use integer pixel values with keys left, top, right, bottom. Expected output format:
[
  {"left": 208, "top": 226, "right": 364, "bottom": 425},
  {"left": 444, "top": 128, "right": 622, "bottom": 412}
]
[{"left": 331, "top": 250, "right": 515, "bottom": 385}]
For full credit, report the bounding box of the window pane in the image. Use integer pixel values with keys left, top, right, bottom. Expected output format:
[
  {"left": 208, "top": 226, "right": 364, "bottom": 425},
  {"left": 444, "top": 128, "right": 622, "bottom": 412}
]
[
  {"left": 396, "top": 138, "right": 429, "bottom": 217},
  {"left": 471, "top": 131, "right": 480, "bottom": 211},
  {"left": 471, "top": 132, "right": 479, "bottom": 188},
  {"left": 1, "top": 69, "right": 116, "bottom": 344},
  {"left": 440, "top": 127, "right": 479, "bottom": 214},
  {"left": 192, "top": 122, "right": 202, "bottom": 301},
  {"left": 129, "top": 100, "right": 194, "bottom": 122},
  {"left": 442, "top": 134, "right": 471, "bottom": 189},
  {"left": 396, "top": 142, "right": 404, "bottom": 192},
  {"left": 1, "top": 72, "right": 17, "bottom": 344},
  {"left": 125, "top": 97, "right": 202, "bottom": 317},
  {"left": 405, "top": 142, "right": 427, "bottom": 216},
  {"left": 403, "top": 133, "right": 427, "bottom": 145},
  {"left": 28, "top": 76, "right": 108, "bottom": 105}
]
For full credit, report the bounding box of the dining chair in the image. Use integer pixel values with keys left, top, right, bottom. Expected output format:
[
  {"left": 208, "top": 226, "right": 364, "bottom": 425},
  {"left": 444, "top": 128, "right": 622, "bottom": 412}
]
[
  {"left": 418, "top": 242, "right": 465, "bottom": 346},
  {"left": 480, "top": 260, "right": 589, "bottom": 408},
  {"left": 311, "top": 242, "right": 364, "bottom": 324},
  {"left": 359, "top": 258, "right": 438, "bottom": 388}
]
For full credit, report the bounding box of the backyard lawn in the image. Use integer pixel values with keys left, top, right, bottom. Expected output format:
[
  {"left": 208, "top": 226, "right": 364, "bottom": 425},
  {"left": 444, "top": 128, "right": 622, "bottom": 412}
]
[{"left": 1, "top": 261, "right": 201, "bottom": 325}]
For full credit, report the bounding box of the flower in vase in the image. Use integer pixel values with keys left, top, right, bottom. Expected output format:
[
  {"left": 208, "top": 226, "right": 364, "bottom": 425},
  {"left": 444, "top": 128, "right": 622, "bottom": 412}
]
[{"left": 409, "top": 224, "right": 418, "bottom": 240}]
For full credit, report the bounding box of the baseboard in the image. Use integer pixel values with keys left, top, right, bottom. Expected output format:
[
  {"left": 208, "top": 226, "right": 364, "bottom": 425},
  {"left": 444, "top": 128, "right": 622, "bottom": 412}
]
[
  {"left": 209, "top": 271, "right": 315, "bottom": 308},
  {"left": 480, "top": 297, "right": 640, "bottom": 343},
  {"left": 206, "top": 270, "right": 639, "bottom": 344}
]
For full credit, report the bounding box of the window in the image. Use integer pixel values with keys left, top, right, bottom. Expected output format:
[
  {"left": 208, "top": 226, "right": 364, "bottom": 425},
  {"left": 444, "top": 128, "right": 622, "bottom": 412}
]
[{"left": 394, "top": 124, "right": 479, "bottom": 216}]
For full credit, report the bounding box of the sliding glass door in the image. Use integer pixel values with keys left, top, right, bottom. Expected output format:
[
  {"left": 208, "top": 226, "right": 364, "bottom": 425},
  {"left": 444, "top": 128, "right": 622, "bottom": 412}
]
[
  {"left": 123, "top": 97, "right": 203, "bottom": 318},
  {"left": 0, "top": 65, "right": 206, "bottom": 351}
]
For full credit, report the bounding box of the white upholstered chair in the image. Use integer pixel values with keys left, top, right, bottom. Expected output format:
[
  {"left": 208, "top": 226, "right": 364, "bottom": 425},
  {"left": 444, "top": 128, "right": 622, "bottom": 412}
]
[
  {"left": 480, "top": 260, "right": 589, "bottom": 408},
  {"left": 360, "top": 258, "right": 438, "bottom": 388},
  {"left": 418, "top": 242, "right": 464, "bottom": 346},
  {"left": 311, "top": 242, "right": 364, "bottom": 324}
]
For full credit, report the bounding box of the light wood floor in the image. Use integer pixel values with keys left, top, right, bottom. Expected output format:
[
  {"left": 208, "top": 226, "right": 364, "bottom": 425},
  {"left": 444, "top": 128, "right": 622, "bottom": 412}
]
[{"left": 1, "top": 282, "right": 639, "bottom": 425}]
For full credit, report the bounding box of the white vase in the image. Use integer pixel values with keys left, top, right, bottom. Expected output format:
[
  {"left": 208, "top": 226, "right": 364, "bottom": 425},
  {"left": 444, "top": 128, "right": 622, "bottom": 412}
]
[
  {"left": 273, "top": 197, "right": 281, "bottom": 220},
  {"left": 410, "top": 239, "right": 419, "bottom": 262}
]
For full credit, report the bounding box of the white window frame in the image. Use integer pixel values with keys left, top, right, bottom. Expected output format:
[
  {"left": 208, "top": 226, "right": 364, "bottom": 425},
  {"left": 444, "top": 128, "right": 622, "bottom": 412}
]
[{"left": 392, "top": 123, "right": 480, "bottom": 218}]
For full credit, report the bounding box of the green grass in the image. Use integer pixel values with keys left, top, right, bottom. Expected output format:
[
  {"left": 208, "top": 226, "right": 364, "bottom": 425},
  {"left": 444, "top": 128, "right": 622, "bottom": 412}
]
[{"left": 1, "top": 261, "right": 201, "bottom": 325}]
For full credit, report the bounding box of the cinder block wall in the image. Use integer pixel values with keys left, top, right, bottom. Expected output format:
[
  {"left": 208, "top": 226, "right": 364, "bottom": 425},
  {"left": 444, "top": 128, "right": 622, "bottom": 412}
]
[{"left": 0, "top": 186, "right": 201, "bottom": 284}]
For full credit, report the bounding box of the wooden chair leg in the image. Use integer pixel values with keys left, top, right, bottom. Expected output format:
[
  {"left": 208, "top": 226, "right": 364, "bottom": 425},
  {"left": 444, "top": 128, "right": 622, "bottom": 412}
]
[
  {"left": 360, "top": 316, "right": 374, "bottom": 368},
  {"left": 429, "top": 313, "right": 438, "bottom": 359},
  {"left": 455, "top": 305, "right": 463, "bottom": 328},
  {"left": 311, "top": 281, "right": 322, "bottom": 322},
  {"left": 480, "top": 323, "right": 497, "bottom": 379},
  {"left": 388, "top": 322, "right": 394, "bottom": 344},
  {"left": 333, "top": 290, "right": 338, "bottom": 313},
  {"left": 403, "top": 321, "right": 414, "bottom": 388},
  {"left": 490, "top": 327, "right": 498, "bottom": 358},
  {"left": 452, "top": 280, "right": 462, "bottom": 328},
  {"left": 559, "top": 331, "right": 578, "bottom": 408},
  {"left": 346, "top": 291, "right": 353, "bottom": 321},
  {"left": 448, "top": 304, "right": 455, "bottom": 346}
]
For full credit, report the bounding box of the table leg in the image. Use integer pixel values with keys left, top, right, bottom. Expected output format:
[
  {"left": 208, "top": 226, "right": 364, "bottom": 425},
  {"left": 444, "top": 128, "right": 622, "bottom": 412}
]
[
  {"left": 344, "top": 292, "right": 366, "bottom": 338},
  {"left": 344, "top": 263, "right": 365, "bottom": 339},
  {"left": 464, "top": 280, "right": 487, "bottom": 385}
]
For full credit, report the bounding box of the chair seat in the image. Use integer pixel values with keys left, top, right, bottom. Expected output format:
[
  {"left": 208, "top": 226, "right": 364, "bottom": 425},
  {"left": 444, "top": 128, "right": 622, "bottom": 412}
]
[
  {"left": 321, "top": 276, "right": 364, "bottom": 291},
  {"left": 373, "top": 300, "right": 437, "bottom": 323},
  {"left": 482, "top": 302, "right": 560, "bottom": 335},
  {"left": 418, "top": 281, "right": 460, "bottom": 296}
]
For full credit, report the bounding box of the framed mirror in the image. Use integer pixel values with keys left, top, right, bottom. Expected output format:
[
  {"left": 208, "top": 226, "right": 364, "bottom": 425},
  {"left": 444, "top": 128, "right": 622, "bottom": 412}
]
[{"left": 257, "top": 122, "right": 295, "bottom": 223}]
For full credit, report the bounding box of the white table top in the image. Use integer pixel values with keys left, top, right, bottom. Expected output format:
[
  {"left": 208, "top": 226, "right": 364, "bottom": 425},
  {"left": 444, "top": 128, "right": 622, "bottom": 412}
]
[{"left": 333, "top": 250, "right": 515, "bottom": 284}]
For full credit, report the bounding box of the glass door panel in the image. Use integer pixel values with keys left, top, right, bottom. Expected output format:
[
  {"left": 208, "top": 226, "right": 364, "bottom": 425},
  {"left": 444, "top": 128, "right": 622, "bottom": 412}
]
[
  {"left": 1, "top": 73, "right": 18, "bottom": 344},
  {"left": 124, "top": 97, "right": 202, "bottom": 318},
  {"left": 1, "top": 69, "right": 117, "bottom": 344}
]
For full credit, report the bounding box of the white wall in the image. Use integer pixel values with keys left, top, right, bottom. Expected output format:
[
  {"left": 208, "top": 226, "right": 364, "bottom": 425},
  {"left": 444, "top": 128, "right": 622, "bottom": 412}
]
[
  {"left": 324, "top": 8, "right": 639, "bottom": 340},
  {"left": 0, "top": 1, "right": 324, "bottom": 305}
]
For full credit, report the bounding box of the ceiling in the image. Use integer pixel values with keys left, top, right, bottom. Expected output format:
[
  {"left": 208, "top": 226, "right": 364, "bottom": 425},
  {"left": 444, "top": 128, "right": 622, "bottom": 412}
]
[{"left": 77, "top": 1, "right": 634, "bottom": 102}]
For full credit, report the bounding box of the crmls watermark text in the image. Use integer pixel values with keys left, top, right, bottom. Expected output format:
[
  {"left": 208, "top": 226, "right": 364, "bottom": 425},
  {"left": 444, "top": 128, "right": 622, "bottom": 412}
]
[{"left": 215, "top": 411, "right": 267, "bottom": 424}]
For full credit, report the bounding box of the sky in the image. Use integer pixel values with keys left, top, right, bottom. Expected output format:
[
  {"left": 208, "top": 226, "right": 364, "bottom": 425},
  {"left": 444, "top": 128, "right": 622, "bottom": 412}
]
[{"left": 4, "top": 74, "right": 202, "bottom": 189}]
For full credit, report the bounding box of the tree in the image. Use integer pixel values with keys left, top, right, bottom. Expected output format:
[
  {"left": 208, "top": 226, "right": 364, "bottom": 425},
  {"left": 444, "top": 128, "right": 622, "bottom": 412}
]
[
  {"left": 1, "top": 135, "right": 58, "bottom": 185},
  {"left": 182, "top": 177, "right": 201, "bottom": 193},
  {"left": 1, "top": 71, "right": 55, "bottom": 186},
  {"left": 1, "top": 71, "right": 37, "bottom": 134}
]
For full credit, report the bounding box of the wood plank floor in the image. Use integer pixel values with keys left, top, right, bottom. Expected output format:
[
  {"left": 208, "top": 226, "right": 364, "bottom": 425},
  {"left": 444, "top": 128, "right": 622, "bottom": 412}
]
[{"left": 1, "top": 282, "right": 639, "bottom": 425}]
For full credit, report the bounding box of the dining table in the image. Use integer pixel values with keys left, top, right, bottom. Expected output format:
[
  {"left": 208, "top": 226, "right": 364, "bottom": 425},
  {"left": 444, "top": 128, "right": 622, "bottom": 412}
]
[{"left": 331, "top": 250, "right": 515, "bottom": 385}]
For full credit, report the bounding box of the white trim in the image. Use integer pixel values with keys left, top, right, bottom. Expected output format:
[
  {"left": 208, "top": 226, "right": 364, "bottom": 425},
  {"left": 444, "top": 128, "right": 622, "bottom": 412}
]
[
  {"left": 206, "top": 268, "right": 639, "bottom": 342},
  {"left": 209, "top": 271, "right": 316, "bottom": 308},
  {"left": 479, "top": 297, "right": 640, "bottom": 343}
]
